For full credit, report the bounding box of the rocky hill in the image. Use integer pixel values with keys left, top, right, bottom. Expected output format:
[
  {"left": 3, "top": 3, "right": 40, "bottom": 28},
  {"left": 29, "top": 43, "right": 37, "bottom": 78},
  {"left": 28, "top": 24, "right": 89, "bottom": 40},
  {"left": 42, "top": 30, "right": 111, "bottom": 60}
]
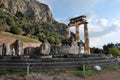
[
  {"left": 2, "top": 0, "right": 54, "bottom": 22},
  {"left": 0, "top": 0, "right": 69, "bottom": 44}
]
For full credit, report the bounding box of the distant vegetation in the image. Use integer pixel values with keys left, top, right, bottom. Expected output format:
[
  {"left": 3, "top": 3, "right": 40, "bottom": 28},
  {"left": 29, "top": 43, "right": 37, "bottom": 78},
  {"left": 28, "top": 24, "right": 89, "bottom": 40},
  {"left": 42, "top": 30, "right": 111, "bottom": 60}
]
[
  {"left": 103, "top": 43, "right": 120, "bottom": 56},
  {"left": 0, "top": 6, "right": 66, "bottom": 44},
  {"left": 91, "top": 43, "right": 120, "bottom": 56}
]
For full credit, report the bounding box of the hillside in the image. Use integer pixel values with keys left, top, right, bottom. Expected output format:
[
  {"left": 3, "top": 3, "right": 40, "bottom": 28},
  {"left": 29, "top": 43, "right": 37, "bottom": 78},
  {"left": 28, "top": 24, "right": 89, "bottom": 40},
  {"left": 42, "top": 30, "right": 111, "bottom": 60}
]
[
  {"left": 2, "top": 0, "right": 54, "bottom": 22},
  {"left": 0, "top": 0, "right": 67, "bottom": 44},
  {"left": 0, "top": 31, "right": 41, "bottom": 49},
  {"left": 0, "top": 31, "right": 40, "bottom": 43}
]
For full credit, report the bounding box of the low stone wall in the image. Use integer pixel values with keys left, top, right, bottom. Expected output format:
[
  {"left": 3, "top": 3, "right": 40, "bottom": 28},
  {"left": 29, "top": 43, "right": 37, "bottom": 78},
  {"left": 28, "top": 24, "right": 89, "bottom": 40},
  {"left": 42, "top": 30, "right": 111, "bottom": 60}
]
[{"left": 0, "top": 39, "right": 41, "bottom": 56}]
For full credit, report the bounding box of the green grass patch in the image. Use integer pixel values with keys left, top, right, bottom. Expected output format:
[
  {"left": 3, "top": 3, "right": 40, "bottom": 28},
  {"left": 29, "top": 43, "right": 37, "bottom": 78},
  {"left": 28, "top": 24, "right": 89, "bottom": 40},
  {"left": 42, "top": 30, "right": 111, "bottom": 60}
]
[
  {"left": 103, "top": 67, "right": 116, "bottom": 71},
  {"left": 73, "top": 70, "right": 96, "bottom": 77},
  {"left": 0, "top": 31, "right": 40, "bottom": 43},
  {"left": 0, "top": 69, "right": 27, "bottom": 76}
]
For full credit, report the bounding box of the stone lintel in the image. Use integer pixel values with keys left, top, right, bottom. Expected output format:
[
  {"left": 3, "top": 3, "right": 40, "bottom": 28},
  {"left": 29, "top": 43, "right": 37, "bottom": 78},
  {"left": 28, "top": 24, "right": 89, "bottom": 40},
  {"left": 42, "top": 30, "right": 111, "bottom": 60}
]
[{"left": 70, "top": 15, "right": 86, "bottom": 21}]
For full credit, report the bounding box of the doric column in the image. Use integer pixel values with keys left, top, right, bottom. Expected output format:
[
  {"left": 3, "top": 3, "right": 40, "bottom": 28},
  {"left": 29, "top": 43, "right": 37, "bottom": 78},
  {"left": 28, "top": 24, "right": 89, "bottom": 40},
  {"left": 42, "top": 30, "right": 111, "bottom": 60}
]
[
  {"left": 66, "top": 26, "right": 71, "bottom": 39},
  {"left": 76, "top": 25, "right": 80, "bottom": 42},
  {"left": 84, "top": 22, "right": 90, "bottom": 54}
]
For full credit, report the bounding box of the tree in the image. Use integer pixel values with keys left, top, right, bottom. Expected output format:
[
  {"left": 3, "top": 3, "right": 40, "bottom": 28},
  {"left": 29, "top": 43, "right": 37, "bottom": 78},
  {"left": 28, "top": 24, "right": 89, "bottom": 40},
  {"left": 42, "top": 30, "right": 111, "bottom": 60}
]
[
  {"left": 115, "top": 43, "right": 120, "bottom": 49},
  {"left": 15, "top": 11, "right": 24, "bottom": 18},
  {"left": 10, "top": 26, "right": 22, "bottom": 35},
  {"left": 22, "top": 24, "right": 35, "bottom": 35},
  {"left": 108, "top": 48, "right": 120, "bottom": 56},
  {"left": 6, "top": 17, "right": 15, "bottom": 26},
  {"left": 103, "top": 43, "right": 115, "bottom": 54},
  {"left": 90, "top": 47, "right": 103, "bottom": 54}
]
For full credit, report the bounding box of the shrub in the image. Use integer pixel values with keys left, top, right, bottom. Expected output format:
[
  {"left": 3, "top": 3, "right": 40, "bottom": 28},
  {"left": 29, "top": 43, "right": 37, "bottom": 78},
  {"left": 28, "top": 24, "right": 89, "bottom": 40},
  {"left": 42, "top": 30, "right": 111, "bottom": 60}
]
[
  {"left": 0, "top": 25, "right": 9, "bottom": 31},
  {"left": 15, "top": 11, "right": 24, "bottom": 18},
  {"left": 108, "top": 48, "right": 120, "bottom": 56},
  {"left": 10, "top": 26, "right": 22, "bottom": 35}
]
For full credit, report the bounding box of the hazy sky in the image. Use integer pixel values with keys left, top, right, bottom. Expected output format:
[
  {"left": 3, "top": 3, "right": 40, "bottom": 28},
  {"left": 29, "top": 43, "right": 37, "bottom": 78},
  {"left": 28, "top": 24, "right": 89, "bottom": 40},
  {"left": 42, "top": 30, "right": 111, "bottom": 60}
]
[{"left": 37, "top": 0, "right": 120, "bottom": 48}]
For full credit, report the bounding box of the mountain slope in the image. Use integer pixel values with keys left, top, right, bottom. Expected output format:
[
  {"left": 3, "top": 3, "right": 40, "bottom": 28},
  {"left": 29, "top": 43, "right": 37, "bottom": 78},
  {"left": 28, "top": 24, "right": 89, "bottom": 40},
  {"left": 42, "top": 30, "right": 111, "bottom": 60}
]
[
  {"left": 0, "top": 0, "right": 68, "bottom": 44},
  {"left": 2, "top": 0, "right": 54, "bottom": 22}
]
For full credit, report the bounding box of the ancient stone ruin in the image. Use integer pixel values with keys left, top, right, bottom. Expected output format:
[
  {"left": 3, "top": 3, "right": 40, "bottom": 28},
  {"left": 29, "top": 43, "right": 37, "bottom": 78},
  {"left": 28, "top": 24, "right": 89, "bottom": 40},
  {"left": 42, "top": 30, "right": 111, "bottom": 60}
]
[
  {"left": 0, "top": 15, "right": 90, "bottom": 58},
  {"left": 0, "top": 15, "right": 118, "bottom": 70},
  {"left": 67, "top": 15, "right": 90, "bottom": 54},
  {"left": 0, "top": 40, "right": 23, "bottom": 56}
]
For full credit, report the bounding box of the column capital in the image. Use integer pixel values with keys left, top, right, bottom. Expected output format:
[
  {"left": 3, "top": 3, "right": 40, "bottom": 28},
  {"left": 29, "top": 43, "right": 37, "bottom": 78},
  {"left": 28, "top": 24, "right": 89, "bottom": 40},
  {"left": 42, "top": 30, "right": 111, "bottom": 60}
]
[{"left": 84, "top": 22, "right": 88, "bottom": 24}]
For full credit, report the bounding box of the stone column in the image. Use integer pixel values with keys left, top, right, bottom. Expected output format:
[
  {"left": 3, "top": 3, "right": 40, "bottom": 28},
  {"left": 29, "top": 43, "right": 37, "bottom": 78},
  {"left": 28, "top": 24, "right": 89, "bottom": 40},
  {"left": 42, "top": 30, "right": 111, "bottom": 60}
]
[
  {"left": 76, "top": 25, "right": 80, "bottom": 42},
  {"left": 5, "top": 44, "right": 11, "bottom": 55},
  {"left": 14, "top": 40, "right": 23, "bottom": 56},
  {"left": 84, "top": 22, "right": 90, "bottom": 54},
  {"left": 66, "top": 26, "right": 71, "bottom": 39},
  {"left": 0, "top": 45, "right": 2, "bottom": 55},
  {"left": 2, "top": 43, "right": 12, "bottom": 56},
  {"left": 2, "top": 43, "right": 6, "bottom": 56}
]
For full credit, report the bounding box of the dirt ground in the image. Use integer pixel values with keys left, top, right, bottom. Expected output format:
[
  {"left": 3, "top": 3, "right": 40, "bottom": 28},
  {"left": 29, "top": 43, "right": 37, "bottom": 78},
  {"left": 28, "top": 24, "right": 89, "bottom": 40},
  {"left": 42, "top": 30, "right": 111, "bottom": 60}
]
[
  {"left": 87, "top": 69, "right": 120, "bottom": 80},
  {"left": 0, "top": 69, "right": 120, "bottom": 80}
]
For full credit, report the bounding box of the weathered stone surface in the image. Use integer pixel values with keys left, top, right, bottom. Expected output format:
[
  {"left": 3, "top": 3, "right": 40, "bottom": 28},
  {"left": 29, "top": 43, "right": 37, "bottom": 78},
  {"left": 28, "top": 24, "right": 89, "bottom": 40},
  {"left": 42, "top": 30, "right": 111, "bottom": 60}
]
[
  {"left": 50, "top": 45, "right": 70, "bottom": 56},
  {"left": 2, "top": 43, "right": 11, "bottom": 55},
  {"left": 79, "top": 46, "right": 84, "bottom": 54},
  {"left": 5, "top": 44, "right": 12, "bottom": 55},
  {"left": 14, "top": 40, "right": 23, "bottom": 56},
  {"left": 39, "top": 43, "right": 50, "bottom": 55},
  {"left": 2, "top": 0, "right": 54, "bottom": 22},
  {"left": 40, "top": 55, "right": 52, "bottom": 58},
  {"left": 51, "top": 41, "right": 79, "bottom": 56},
  {"left": 78, "top": 41, "right": 84, "bottom": 54},
  {"left": 68, "top": 41, "right": 79, "bottom": 54},
  {"left": 2, "top": 43, "right": 6, "bottom": 56},
  {"left": 24, "top": 47, "right": 35, "bottom": 56},
  {"left": 11, "top": 48, "right": 15, "bottom": 56},
  {"left": 0, "top": 45, "right": 2, "bottom": 55}
]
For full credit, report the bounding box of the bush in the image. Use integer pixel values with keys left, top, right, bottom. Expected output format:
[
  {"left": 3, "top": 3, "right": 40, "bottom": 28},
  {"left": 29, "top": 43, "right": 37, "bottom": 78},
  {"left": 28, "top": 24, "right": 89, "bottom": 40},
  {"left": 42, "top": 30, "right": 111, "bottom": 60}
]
[
  {"left": 0, "top": 25, "right": 10, "bottom": 31},
  {"left": 108, "top": 48, "right": 120, "bottom": 56},
  {"left": 10, "top": 26, "right": 22, "bottom": 35},
  {"left": 15, "top": 11, "right": 24, "bottom": 18}
]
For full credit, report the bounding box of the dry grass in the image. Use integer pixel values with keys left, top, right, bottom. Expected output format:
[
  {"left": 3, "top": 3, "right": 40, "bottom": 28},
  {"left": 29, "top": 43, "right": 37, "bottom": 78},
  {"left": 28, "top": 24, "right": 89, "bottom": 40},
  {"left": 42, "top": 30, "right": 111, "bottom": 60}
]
[{"left": 0, "top": 31, "right": 40, "bottom": 43}]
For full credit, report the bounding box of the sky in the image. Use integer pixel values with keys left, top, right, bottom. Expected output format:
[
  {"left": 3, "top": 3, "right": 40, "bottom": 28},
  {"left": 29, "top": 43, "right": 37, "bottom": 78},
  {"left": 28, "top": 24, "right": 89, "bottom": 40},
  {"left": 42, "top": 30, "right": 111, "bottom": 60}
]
[{"left": 37, "top": 0, "right": 120, "bottom": 48}]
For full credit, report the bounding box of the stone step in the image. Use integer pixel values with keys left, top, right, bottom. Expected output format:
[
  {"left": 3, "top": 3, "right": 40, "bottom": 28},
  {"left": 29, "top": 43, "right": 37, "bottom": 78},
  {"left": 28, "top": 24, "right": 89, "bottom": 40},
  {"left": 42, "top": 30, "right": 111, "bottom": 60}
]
[
  {"left": 0, "top": 57, "right": 112, "bottom": 62},
  {"left": 0, "top": 58, "right": 117, "bottom": 70}
]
